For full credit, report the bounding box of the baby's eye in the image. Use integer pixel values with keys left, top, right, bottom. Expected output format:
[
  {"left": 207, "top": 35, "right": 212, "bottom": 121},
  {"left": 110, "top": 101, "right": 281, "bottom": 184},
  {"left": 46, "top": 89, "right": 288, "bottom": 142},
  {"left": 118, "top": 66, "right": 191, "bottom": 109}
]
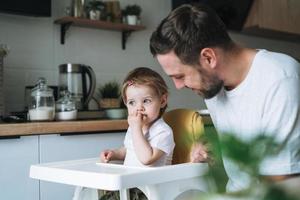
[
  {"left": 127, "top": 100, "right": 135, "bottom": 106},
  {"left": 144, "top": 99, "right": 151, "bottom": 104}
]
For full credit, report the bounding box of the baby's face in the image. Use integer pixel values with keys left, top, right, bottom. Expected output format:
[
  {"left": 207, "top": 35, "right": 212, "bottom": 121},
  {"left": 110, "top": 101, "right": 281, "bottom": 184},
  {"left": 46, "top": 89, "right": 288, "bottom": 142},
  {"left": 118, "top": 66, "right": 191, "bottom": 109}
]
[{"left": 125, "top": 84, "right": 166, "bottom": 125}]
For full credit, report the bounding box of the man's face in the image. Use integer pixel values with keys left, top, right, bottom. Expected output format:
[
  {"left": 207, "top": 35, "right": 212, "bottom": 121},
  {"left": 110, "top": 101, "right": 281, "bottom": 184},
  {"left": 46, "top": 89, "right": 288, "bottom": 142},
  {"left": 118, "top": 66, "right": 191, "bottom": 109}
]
[{"left": 156, "top": 51, "right": 223, "bottom": 99}]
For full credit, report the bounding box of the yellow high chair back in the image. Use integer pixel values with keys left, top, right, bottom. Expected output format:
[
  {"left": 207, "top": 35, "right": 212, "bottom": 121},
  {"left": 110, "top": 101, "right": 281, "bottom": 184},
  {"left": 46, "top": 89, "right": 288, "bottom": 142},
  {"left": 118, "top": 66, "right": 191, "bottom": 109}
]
[{"left": 163, "top": 109, "right": 205, "bottom": 164}]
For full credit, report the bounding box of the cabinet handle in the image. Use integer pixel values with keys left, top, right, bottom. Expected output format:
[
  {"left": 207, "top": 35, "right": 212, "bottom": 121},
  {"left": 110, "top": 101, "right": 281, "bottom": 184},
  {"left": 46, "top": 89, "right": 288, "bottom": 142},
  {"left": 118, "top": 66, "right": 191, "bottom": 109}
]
[
  {"left": 0, "top": 135, "right": 21, "bottom": 140},
  {"left": 59, "top": 130, "right": 123, "bottom": 136}
]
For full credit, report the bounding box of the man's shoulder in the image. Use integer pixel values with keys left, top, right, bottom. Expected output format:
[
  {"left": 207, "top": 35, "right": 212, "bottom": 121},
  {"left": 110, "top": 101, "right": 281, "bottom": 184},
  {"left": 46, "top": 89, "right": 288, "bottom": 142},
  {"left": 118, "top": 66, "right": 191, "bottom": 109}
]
[{"left": 255, "top": 50, "right": 300, "bottom": 79}]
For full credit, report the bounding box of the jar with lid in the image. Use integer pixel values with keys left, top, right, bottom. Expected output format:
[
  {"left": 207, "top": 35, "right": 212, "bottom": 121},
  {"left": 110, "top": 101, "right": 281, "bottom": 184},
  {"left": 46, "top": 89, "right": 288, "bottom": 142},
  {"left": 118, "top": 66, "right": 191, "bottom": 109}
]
[
  {"left": 55, "top": 90, "right": 77, "bottom": 120},
  {"left": 29, "top": 78, "right": 55, "bottom": 121}
]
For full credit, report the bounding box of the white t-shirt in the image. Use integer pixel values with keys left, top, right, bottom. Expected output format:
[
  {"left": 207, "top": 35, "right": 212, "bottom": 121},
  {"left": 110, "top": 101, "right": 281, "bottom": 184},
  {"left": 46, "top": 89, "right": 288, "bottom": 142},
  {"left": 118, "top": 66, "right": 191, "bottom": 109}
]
[
  {"left": 205, "top": 49, "right": 300, "bottom": 192},
  {"left": 123, "top": 118, "right": 175, "bottom": 167}
]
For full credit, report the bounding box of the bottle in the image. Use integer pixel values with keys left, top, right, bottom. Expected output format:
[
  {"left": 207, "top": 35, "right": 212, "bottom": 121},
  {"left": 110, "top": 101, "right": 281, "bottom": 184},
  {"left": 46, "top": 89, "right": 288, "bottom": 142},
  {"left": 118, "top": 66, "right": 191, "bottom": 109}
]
[
  {"left": 29, "top": 78, "right": 55, "bottom": 121},
  {"left": 72, "top": 0, "right": 85, "bottom": 18}
]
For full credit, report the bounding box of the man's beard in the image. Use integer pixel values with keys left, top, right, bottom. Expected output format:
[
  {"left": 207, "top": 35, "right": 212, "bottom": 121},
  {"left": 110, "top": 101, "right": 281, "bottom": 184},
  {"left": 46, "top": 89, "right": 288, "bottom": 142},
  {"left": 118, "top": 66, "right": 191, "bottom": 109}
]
[
  {"left": 201, "top": 79, "right": 223, "bottom": 99},
  {"left": 196, "top": 67, "right": 223, "bottom": 99}
]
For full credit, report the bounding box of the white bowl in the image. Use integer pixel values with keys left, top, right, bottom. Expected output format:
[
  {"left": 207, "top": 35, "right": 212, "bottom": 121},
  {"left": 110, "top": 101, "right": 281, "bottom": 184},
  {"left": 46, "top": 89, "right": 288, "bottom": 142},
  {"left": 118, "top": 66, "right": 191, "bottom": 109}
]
[
  {"left": 55, "top": 110, "right": 77, "bottom": 121},
  {"left": 105, "top": 108, "right": 127, "bottom": 119}
]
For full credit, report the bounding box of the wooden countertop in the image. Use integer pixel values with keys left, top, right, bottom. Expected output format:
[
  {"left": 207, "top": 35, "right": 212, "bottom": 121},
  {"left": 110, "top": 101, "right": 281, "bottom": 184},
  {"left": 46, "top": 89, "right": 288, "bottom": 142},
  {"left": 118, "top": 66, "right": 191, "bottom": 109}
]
[
  {"left": 0, "top": 119, "right": 128, "bottom": 137},
  {"left": 0, "top": 115, "right": 212, "bottom": 137}
]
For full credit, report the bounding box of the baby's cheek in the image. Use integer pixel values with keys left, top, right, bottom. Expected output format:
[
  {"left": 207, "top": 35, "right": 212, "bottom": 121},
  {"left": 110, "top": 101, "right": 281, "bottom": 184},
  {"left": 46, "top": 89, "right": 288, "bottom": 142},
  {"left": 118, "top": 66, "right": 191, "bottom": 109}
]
[{"left": 127, "top": 108, "right": 135, "bottom": 116}]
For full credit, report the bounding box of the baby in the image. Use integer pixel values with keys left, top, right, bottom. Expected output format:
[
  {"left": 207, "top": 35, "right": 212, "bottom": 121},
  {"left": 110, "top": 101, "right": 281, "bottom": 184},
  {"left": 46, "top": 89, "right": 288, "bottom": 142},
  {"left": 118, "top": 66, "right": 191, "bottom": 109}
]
[
  {"left": 101, "top": 67, "right": 175, "bottom": 167},
  {"left": 99, "top": 67, "right": 175, "bottom": 199}
]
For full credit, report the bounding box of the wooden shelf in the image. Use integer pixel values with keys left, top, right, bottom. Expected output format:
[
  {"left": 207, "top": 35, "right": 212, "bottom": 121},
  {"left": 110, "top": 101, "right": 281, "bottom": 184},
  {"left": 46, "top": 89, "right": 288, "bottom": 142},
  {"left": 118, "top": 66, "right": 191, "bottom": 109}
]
[{"left": 54, "top": 16, "right": 146, "bottom": 49}]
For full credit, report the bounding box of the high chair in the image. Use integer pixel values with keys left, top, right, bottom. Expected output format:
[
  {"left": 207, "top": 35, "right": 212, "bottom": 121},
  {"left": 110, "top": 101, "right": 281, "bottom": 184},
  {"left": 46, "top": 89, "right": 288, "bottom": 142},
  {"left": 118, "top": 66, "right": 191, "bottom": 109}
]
[
  {"left": 134, "top": 108, "right": 210, "bottom": 199},
  {"left": 164, "top": 108, "right": 205, "bottom": 165},
  {"left": 30, "top": 109, "right": 212, "bottom": 200}
]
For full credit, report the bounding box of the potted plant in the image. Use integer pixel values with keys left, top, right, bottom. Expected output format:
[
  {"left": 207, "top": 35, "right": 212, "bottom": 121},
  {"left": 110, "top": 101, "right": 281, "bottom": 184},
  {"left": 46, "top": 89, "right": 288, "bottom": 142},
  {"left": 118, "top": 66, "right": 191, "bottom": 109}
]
[
  {"left": 97, "top": 80, "right": 121, "bottom": 108},
  {"left": 86, "top": 0, "right": 105, "bottom": 20},
  {"left": 123, "top": 4, "right": 142, "bottom": 25},
  {"left": 198, "top": 133, "right": 300, "bottom": 200}
]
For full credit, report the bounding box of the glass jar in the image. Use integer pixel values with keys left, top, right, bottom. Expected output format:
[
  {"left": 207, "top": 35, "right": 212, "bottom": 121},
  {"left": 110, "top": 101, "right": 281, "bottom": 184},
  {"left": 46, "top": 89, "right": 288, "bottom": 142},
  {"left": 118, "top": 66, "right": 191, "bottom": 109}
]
[
  {"left": 28, "top": 78, "right": 55, "bottom": 121},
  {"left": 55, "top": 90, "right": 77, "bottom": 120}
]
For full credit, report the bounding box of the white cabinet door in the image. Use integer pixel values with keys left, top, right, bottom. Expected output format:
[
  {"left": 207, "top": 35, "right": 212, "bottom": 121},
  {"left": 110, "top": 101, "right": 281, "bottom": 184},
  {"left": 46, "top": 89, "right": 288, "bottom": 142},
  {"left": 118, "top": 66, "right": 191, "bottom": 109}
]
[
  {"left": 39, "top": 132, "right": 125, "bottom": 200},
  {"left": 0, "top": 135, "right": 39, "bottom": 200}
]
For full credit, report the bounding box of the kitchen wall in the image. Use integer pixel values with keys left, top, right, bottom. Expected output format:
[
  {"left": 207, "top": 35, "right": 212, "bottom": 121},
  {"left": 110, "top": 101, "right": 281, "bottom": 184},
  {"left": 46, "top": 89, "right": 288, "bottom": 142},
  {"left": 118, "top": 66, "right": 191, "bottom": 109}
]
[{"left": 0, "top": 0, "right": 300, "bottom": 114}]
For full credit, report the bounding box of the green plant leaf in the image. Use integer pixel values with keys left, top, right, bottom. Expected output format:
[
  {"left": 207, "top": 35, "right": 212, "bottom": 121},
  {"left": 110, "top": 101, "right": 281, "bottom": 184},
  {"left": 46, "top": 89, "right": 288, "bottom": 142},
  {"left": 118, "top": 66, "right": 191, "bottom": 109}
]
[{"left": 97, "top": 80, "right": 120, "bottom": 99}]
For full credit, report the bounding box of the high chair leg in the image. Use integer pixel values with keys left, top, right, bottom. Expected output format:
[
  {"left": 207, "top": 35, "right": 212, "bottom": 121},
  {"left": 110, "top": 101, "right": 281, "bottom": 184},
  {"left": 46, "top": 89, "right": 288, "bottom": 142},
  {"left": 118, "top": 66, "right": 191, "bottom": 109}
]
[
  {"left": 138, "top": 176, "right": 209, "bottom": 200},
  {"left": 120, "top": 189, "right": 130, "bottom": 200},
  {"left": 72, "top": 187, "right": 98, "bottom": 200}
]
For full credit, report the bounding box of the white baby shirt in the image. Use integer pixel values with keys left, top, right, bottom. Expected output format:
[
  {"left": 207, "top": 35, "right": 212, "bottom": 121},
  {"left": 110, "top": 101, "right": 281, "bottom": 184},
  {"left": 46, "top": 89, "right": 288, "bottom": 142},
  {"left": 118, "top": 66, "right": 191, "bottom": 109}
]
[{"left": 123, "top": 118, "right": 175, "bottom": 167}]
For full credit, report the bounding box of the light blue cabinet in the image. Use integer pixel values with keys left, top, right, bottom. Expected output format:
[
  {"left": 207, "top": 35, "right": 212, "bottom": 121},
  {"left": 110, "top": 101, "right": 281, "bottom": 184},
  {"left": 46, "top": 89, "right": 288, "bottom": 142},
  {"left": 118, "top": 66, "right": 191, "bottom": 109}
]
[
  {"left": 0, "top": 136, "right": 39, "bottom": 200},
  {"left": 0, "top": 132, "right": 125, "bottom": 200},
  {"left": 39, "top": 132, "right": 125, "bottom": 200}
]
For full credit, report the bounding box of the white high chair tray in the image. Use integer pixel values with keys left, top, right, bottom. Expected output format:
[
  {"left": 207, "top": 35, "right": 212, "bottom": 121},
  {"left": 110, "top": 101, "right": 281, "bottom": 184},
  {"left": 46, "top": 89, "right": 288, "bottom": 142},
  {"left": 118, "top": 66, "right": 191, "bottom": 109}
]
[{"left": 30, "top": 157, "right": 208, "bottom": 191}]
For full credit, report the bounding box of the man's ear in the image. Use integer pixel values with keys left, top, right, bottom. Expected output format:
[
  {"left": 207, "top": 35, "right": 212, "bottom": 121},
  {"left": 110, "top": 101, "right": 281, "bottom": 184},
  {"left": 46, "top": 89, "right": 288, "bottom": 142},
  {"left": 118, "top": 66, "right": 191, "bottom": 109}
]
[
  {"left": 160, "top": 94, "right": 168, "bottom": 108},
  {"left": 199, "top": 48, "right": 217, "bottom": 69}
]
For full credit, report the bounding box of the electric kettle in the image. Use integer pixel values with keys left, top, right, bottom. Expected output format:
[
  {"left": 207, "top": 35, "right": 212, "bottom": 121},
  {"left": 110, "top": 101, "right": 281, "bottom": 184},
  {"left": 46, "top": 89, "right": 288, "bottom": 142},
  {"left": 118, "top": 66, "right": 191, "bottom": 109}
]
[{"left": 58, "top": 63, "right": 96, "bottom": 111}]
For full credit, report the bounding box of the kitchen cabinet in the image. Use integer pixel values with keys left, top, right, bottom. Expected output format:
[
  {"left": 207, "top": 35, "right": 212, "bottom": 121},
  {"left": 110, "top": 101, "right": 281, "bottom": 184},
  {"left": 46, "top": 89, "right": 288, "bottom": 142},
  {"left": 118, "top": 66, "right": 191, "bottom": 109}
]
[
  {"left": 0, "top": 136, "right": 39, "bottom": 200},
  {"left": 0, "top": 120, "right": 127, "bottom": 200},
  {"left": 243, "top": 0, "right": 300, "bottom": 42},
  {"left": 39, "top": 132, "right": 125, "bottom": 200},
  {"left": 0, "top": 130, "right": 125, "bottom": 200},
  {"left": 54, "top": 16, "right": 146, "bottom": 49}
]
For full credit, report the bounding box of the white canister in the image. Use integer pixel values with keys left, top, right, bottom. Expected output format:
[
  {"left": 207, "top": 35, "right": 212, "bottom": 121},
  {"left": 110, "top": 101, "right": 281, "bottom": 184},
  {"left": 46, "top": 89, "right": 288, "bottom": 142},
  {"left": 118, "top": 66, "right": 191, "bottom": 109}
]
[{"left": 29, "top": 107, "right": 55, "bottom": 121}]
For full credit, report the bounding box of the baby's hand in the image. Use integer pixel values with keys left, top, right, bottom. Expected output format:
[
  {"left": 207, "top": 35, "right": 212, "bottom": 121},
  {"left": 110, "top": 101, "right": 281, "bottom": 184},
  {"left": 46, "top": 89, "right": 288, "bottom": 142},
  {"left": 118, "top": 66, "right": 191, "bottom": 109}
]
[
  {"left": 127, "top": 110, "right": 144, "bottom": 129},
  {"left": 100, "top": 149, "right": 114, "bottom": 163}
]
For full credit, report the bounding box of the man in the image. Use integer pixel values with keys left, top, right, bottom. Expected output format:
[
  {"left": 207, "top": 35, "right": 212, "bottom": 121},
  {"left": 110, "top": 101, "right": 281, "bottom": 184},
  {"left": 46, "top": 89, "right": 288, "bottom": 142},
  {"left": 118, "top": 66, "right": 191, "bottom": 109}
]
[{"left": 150, "top": 4, "right": 300, "bottom": 192}]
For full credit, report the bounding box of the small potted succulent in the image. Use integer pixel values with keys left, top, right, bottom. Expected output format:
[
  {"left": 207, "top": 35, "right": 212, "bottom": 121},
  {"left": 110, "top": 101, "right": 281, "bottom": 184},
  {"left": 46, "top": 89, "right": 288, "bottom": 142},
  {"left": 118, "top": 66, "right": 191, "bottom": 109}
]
[
  {"left": 97, "top": 80, "right": 127, "bottom": 119},
  {"left": 97, "top": 80, "right": 121, "bottom": 108},
  {"left": 86, "top": 0, "right": 105, "bottom": 20},
  {"left": 123, "top": 4, "right": 142, "bottom": 25}
]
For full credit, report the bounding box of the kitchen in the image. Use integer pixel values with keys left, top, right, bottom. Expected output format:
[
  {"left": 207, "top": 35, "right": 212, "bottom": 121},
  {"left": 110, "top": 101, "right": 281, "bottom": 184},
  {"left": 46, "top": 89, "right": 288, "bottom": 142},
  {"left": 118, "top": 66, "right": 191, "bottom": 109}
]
[{"left": 1, "top": 0, "right": 300, "bottom": 200}]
